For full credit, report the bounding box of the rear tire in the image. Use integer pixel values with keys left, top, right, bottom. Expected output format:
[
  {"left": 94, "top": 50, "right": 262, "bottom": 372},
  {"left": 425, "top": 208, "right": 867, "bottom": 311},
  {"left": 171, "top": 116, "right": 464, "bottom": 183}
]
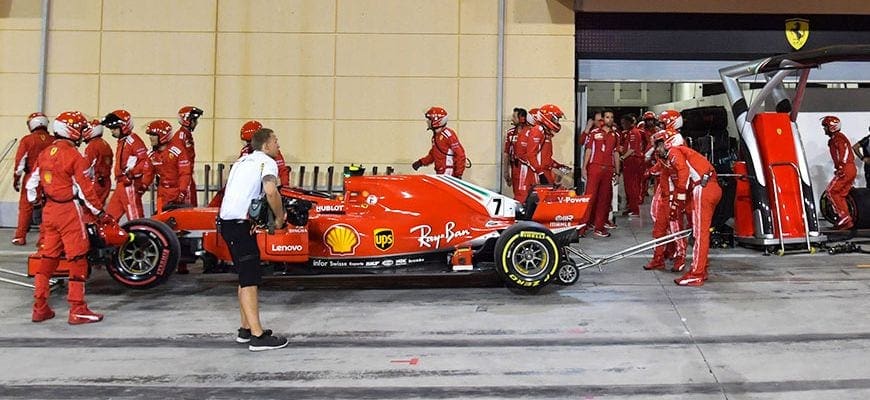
[
  {"left": 494, "top": 222, "right": 560, "bottom": 293},
  {"left": 108, "top": 219, "right": 180, "bottom": 289}
]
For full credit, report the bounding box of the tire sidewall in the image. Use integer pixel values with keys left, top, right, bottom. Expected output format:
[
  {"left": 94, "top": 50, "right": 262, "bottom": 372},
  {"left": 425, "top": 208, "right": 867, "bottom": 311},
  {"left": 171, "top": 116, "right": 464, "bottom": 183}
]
[
  {"left": 495, "top": 222, "right": 560, "bottom": 291},
  {"left": 108, "top": 219, "right": 180, "bottom": 289}
]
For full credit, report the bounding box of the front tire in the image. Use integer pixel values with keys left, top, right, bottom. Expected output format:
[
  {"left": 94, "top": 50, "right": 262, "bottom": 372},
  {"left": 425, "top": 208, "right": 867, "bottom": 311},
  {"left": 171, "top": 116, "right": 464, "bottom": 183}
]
[
  {"left": 494, "top": 222, "right": 561, "bottom": 293},
  {"left": 108, "top": 218, "right": 180, "bottom": 289}
]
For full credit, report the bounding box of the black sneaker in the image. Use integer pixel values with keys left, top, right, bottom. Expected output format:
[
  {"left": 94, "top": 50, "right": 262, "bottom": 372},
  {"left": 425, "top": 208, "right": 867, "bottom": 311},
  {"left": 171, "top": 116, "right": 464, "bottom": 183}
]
[
  {"left": 236, "top": 328, "right": 273, "bottom": 344},
  {"left": 248, "top": 333, "right": 289, "bottom": 352}
]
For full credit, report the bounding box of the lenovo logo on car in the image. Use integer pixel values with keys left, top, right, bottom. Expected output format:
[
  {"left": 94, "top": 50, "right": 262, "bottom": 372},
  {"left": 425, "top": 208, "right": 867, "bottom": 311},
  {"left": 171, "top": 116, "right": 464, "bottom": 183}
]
[{"left": 271, "top": 244, "right": 304, "bottom": 252}]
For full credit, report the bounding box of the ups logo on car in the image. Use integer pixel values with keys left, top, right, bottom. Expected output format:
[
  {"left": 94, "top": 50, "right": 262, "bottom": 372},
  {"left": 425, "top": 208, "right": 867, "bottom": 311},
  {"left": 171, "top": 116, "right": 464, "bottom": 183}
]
[{"left": 374, "top": 228, "right": 394, "bottom": 251}]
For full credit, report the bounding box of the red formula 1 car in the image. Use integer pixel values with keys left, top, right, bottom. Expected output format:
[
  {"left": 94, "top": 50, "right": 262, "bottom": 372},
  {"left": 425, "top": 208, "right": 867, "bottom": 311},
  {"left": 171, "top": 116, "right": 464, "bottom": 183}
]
[{"left": 33, "top": 175, "right": 592, "bottom": 293}]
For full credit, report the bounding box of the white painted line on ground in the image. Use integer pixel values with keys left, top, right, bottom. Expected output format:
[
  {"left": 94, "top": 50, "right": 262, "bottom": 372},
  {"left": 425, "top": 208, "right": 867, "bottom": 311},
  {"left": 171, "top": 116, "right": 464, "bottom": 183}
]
[
  {"left": 0, "top": 251, "right": 35, "bottom": 256},
  {"left": 578, "top": 253, "right": 821, "bottom": 259}
]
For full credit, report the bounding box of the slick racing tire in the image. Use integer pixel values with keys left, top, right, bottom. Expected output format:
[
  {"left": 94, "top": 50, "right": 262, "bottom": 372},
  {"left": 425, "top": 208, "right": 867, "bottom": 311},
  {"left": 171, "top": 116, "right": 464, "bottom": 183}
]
[
  {"left": 495, "top": 222, "right": 561, "bottom": 293},
  {"left": 108, "top": 218, "right": 180, "bottom": 289}
]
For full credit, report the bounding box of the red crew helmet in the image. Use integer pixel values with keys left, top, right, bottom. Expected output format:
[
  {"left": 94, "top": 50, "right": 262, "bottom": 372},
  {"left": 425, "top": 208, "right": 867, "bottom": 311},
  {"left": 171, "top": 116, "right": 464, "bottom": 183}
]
[
  {"left": 424, "top": 106, "right": 448, "bottom": 129},
  {"left": 102, "top": 109, "right": 134, "bottom": 136},
  {"left": 146, "top": 120, "right": 174, "bottom": 145},
  {"left": 27, "top": 112, "right": 49, "bottom": 132},
  {"left": 178, "top": 106, "right": 204, "bottom": 128},
  {"left": 821, "top": 115, "right": 840, "bottom": 133},
  {"left": 240, "top": 120, "right": 263, "bottom": 142},
  {"left": 53, "top": 111, "right": 90, "bottom": 143},
  {"left": 84, "top": 119, "right": 104, "bottom": 141},
  {"left": 538, "top": 104, "right": 564, "bottom": 133},
  {"left": 659, "top": 109, "right": 683, "bottom": 130}
]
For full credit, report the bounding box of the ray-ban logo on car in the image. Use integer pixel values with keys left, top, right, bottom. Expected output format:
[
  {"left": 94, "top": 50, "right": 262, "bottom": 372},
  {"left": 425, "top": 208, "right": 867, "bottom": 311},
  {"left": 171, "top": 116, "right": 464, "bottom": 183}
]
[
  {"left": 374, "top": 228, "right": 394, "bottom": 251},
  {"left": 410, "top": 222, "right": 471, "bottom": 248}
]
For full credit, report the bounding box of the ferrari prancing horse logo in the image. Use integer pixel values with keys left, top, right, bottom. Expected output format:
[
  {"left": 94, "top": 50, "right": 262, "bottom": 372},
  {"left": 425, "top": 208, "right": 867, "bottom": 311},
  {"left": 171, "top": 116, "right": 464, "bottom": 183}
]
[{"left": 785, "top": 18, "right": 809, "bottom": 50}]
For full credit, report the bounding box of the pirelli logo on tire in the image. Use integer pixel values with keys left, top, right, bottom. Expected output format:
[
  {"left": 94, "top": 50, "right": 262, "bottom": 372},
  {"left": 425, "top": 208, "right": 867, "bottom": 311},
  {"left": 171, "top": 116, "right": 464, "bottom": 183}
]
[{"left": 519, "top": 231, "right": 546, "bottom": 239}]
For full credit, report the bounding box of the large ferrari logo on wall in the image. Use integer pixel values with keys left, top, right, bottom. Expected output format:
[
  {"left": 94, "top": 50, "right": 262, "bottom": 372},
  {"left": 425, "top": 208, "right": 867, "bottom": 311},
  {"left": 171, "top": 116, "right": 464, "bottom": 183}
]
[{"left": 785, "top": 18, "right": 809, "bottom": 50}]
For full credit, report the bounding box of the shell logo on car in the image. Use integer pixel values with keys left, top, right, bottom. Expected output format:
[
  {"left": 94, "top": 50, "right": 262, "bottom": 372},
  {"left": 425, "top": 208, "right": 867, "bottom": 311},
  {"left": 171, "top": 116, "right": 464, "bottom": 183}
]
[
  {"left": 373, "top": 228, "right": 394, "bottom": 251},
  {"left": 324, "top": 224, "right": 360, "bottom": 255}
]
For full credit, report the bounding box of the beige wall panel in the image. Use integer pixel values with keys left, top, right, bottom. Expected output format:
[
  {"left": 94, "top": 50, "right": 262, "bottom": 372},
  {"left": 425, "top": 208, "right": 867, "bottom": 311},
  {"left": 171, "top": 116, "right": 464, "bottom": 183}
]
[
  {"left": 217, "top": 33, "right": 335, "bottom": 76},
  {"left": 337, "top": 0, "right": 458, "bottom": 34},
  {"left": 504, "top": 78, "right": 575, "bottom": 121},
  {"left": 46, "top": 31, "right": 100, "bottom": 74},
  {"left": 101, "top": 32, "right": 215, "bottom": 75},
  {"left": 217, "top": 0, "right": 335, "bottom": 33},
  {"left": 44, "top": 74, "right": 99, "bottom": 117},
  {"left": 212, "top": 119, "right": 334, "bottom": 163},
  {"left": 453, "top": 120, "right": 498, "bottom": 167},
  {"left": 459, "top": 0, "right": 498, "bottom": 34},
  {"left": 458, "top": 78, "right": 496, "bottom": 121},
  {"left": 215, "top": 76, "right": 334, "bottom": 119},
  {"left": 0, "top": 0, "right": 41, "bottom": 30},
  {"left": 49, "top": 0, "right": 101, "bottom": 31},
  {"left": 505, "top": 0, "right": 574, "bottom": 35},
  {"left": 190, "top": 119, "right": 214, "bottom": 162},
  {"left": 504, "top": 35, "right": 573, "bottom": 78},
  {"left": 333, "top": 121, "right": 422, "bottom": 164},
  {"left": 102, "top": 0, "right": 216, "bottom": 32},
  {"left": 336, "top": 35, "right": 457, "bottom": 77},
  {"left": 335, "top": 77, "right": 457, "bottom": 120},
  {"left": 0, "top": 30, "right": 39, "bottom": 73},
  {"left": 462, "top": 164, "right": 498, "bottom": 190},
  {"left": 459, "top": 35, "right": 496, "bottom": 77},
  {"left": 0, "top": 74, "right": 37, "bottom": 115},
  {"left": 99, "top": 75, "right": 214, "bottom": 119}
]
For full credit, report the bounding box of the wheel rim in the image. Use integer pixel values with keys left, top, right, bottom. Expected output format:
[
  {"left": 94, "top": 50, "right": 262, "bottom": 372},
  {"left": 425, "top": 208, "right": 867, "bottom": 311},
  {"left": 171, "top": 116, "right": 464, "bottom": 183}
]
[
  {"left": 117, "top": 232, "right": 161, "bottom": 279},
  {"left": 510, "top": 239, "right": 549, "bottom": 278},
  {"left": 558, "top": 263, "right": 577, "bottom": 283}
]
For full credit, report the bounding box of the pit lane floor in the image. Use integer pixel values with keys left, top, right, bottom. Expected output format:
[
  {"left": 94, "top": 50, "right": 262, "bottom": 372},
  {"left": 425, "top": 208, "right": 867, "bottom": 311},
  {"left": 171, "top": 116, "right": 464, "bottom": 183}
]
[{"left": 0, "top": 212, "right": 868, "bottom": 400}]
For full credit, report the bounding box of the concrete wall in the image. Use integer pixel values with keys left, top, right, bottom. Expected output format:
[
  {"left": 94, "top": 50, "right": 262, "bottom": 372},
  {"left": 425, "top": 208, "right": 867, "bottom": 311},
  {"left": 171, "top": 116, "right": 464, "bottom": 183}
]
[{"left": 0, "top": 0, "right": 576, "bottom": 226}]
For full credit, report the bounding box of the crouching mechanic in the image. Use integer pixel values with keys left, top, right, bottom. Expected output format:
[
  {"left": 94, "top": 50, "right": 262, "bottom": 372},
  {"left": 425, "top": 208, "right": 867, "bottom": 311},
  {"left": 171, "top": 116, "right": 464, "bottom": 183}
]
[
  {"left": 218, "top": 127, "right": 290, "bottom": 351},
  {"left": 643, "top": 130, "right": 686, "bottom": 272},
  {"left": 412, "top": 107, "right": 467, "bottom": 178},
  {"left": 102, "top": 110, "right": 153, "bottom": 222},
  {"left": 26, "top": 111, "right": 110, "bottom": 324},
  {"left": 657, "top": 110, "right": 722, "bottom": 286}
]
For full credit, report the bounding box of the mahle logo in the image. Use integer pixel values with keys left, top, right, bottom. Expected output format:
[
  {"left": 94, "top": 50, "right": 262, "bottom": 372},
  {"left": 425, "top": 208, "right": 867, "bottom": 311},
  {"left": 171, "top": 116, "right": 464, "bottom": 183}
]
[{"left": 374, "top": 228, "right": 394, "bottom": 251}]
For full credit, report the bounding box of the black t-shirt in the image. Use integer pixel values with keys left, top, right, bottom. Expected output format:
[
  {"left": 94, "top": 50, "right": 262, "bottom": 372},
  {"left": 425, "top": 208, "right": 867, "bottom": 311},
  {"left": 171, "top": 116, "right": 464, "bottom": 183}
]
[{"left": 859, "top": 134, "right": 870, "bottom": 158}]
